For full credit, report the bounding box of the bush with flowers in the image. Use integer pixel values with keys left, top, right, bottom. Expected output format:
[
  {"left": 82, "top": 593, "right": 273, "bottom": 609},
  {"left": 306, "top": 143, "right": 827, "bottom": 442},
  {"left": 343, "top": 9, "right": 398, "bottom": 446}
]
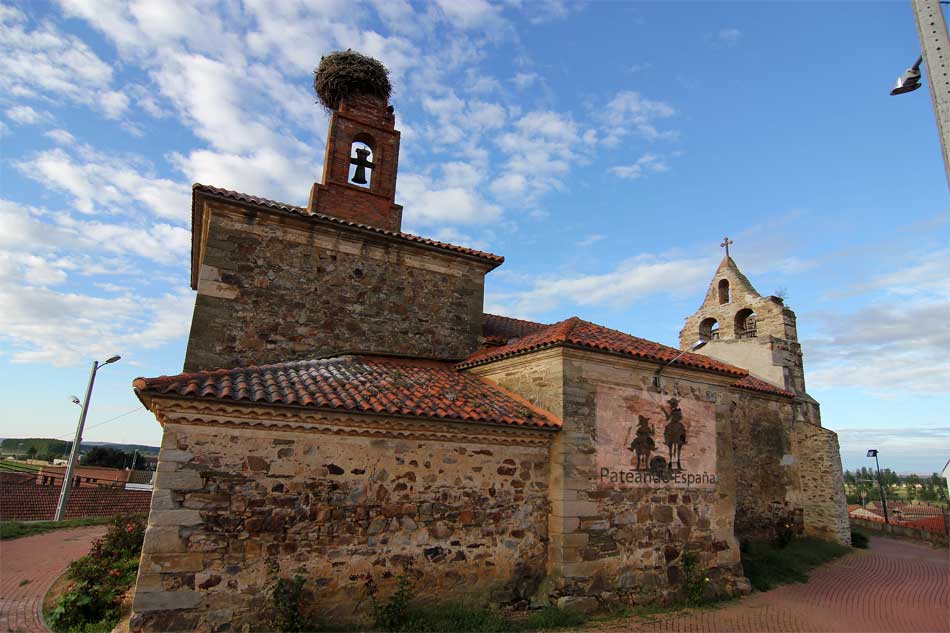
[{"left": 47, "top": 514, "right": 146, "bottom": 633}]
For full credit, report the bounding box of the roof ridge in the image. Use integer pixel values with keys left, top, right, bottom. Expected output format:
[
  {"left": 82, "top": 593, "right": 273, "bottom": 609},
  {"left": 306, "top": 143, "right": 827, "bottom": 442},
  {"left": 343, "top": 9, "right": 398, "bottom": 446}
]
[{"left": 192, "top": 183, "right": 504, "bottom": 264}]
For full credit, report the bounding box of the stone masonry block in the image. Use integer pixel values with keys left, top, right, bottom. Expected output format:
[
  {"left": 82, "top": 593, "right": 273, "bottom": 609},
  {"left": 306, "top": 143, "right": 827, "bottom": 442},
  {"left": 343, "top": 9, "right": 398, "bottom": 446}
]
[
  {"left": 142, "top": 526, "right": 186, "bottom": 554},
  {"left": 155, "top": 469, "right": 204, "bottom": 491},
  {"left": 150, "top": 509, "right": 203, "bottom": 527},
  {"left": 133, "top": 590, "right": 202, "bottom": 612}
]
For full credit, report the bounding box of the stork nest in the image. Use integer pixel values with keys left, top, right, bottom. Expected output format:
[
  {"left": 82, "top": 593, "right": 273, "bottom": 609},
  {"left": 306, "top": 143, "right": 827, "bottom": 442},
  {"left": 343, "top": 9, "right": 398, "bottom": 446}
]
[{"left": 314, "top": 51, "right": 391, "bottom": 111}]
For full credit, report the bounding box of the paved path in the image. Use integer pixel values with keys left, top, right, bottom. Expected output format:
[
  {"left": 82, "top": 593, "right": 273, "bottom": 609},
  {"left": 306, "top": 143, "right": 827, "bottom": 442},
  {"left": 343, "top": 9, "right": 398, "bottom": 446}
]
[
  {"left": 597, "top": 537, "right": 949, "bottom": 633},
  {"left": 0, "top": 526, "right": 106, "bottom": 633}
]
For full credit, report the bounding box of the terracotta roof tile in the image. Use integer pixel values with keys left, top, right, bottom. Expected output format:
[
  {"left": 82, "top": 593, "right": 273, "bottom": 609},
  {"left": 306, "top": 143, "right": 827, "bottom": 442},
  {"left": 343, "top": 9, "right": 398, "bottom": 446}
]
[
  {"left": 462, "top": 317, "right": 745, "bottom": 375},
  {"left": 467, "top": 315, "right": 794, "bottom": 398},
  {"left": 192, "top": 184, "right": 504, "bottom": 265},
  {"left": 482, "top": 313, "right": 549, "bottom": 345},
  {"left": 134, "top": 355, "right": 562, "bottom": 430},
  {"left": 732, "top": 375, "right": 796, "bottom": 398}
]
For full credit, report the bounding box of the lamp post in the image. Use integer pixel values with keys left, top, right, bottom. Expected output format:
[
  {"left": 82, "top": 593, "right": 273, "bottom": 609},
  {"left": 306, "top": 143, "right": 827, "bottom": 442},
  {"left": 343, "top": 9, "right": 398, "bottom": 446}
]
[
  {"left": 54, "top": 355, "right": 121, "bottom": 521},
  {"left": 653, "top": 340, "right": 708, "bottom": 389},
  {"left": 866, "top": 449, "right": 890, "bottom": 524}
]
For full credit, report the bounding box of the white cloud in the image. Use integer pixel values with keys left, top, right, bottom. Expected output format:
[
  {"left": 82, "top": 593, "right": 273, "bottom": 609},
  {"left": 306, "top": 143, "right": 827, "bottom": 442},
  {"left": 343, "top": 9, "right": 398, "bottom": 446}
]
[
  {"left": 6, "top": 105, "right": 48, "bottom": 124},
  {"left": 806, "top": 251, "right": 950, "bottom": 395},
  {"left": 44, "top": 128, "right": 76, "bottom": 145},
  {"left": 610, "top": 153, "right": 670, "bottom": 180},
  {"left": 0, "top": 8, "right": 121, "bottom": 118},
  {"left": 98, "top": 90, "right": 130, "bottom": 119},
  {"left": 601, "top": 91, "right": 676, "bottom": 143},
  {"left": 17, "top": 148, "right": 191, "bottom": 222},
  {"left": 578, "top": 234, "right": 605, "bottom": 247},
  {"left": 435, "top": 0, "right": 504, "bottom": 30},
  {"left": 398, "top": 173, "right": 502, "bottom": 226},
  {"left": 717, "top": 28, "right": 742, "bottom": 46},
  {"left": 512, "top": 72, "right": 538, "bottom": 89},
  {"left": 487, "top": 254, "right": 712, "bottom": 318}
]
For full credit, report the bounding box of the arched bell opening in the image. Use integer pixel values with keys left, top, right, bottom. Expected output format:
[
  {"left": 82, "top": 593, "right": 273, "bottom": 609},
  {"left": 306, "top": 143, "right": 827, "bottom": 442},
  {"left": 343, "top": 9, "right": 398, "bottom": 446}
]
[
  {"left": 735, "top": 308, "right": 757, "bottom": 339},
  {"left": 718, "top": 279, "right": 730, "bottom": 305},
  {"left": 348, "top": 138, "right": 375, "bottom": 188},
  {"left": 699, "top": 317, "right": 720, "bottom": 341}
]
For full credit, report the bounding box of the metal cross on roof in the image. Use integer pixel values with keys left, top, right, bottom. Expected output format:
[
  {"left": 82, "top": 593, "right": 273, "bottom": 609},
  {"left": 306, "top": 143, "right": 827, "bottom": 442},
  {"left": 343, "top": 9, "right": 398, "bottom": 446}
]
[{"left": 720, "top": 236, "right": 734, "bottom": 258}]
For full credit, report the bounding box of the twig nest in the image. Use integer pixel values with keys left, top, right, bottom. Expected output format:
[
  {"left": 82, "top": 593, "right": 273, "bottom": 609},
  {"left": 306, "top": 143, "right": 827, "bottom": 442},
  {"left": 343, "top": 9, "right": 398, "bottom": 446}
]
[{"left": 314, "top": 50, "right": 392, "bottom": 111}]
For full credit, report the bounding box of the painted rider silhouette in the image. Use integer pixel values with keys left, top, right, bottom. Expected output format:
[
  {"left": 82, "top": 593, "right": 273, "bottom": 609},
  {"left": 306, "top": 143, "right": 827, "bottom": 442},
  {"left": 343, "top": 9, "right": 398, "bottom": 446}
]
[{"left": 661, "top": 398, "right": 687, "bottom": 471}]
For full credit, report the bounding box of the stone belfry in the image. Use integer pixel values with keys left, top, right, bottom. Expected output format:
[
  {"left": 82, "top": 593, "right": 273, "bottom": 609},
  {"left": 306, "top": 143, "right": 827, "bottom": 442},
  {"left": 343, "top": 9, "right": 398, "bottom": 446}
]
[
  {"left": 679, "top": 238, "right": 807, "bottom": 397},
  {"left": 307, "top": 56, "right": 403, "bottom": 231}
]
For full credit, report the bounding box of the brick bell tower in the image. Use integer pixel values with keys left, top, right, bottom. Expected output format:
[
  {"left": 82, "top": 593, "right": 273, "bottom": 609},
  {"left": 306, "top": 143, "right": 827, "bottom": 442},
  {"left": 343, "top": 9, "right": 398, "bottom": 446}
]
[{"left": 307, "top": 94, "right": 403, "bottom": 231}]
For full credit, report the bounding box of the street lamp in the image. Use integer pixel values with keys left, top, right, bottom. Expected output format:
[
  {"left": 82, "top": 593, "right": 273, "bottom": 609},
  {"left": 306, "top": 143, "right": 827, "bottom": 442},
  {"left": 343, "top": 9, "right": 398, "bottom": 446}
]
[
  {"left": 54, "top": 355, "right": 121, "bottom": 521},
  {"left": 867, "top": 449, "right": 890, "bottom": 524},
  {"left": 654, "top": 340, "right": 708, "bottom": 389},
  {"left": 890, "top": 56, "right": 923, "bottom": 95}
]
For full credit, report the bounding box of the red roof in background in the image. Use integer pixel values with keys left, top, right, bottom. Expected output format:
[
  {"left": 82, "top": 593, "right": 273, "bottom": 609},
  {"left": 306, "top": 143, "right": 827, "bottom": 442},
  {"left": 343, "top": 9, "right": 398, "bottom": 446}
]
[
  {"left": 192, "top": 184, "right": 504, "bottom": 265},
  {"left": 0, "top": 481, "right": 151, "bottom": 521},
  {"left": 134, "top": 355, "right": 561, "bottom": 430}
]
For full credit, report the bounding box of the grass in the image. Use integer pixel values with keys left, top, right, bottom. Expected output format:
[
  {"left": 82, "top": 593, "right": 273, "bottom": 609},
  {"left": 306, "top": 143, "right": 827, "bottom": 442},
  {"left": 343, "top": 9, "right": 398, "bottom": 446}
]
[
  {"left": 0, "top": 516, "right": 112, "bottom": 540},
  {"left": 741, "top": 537, "right": 852, "bottom": 592}
]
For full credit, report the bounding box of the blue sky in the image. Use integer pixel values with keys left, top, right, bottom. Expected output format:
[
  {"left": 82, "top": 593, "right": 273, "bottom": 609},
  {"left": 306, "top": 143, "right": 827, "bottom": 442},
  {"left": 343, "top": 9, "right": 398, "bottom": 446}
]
[{"left": 0, "top": 1, "right": 947, "bottom": 474}]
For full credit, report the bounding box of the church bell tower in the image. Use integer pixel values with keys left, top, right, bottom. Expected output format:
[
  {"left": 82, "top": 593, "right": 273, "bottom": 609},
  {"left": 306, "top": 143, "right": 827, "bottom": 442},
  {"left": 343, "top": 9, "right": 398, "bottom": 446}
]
[
  {"left": 307, "top": 67, "right": 403, "bottom": 231},
  {"left": 679, "top": 239, "right": 807, "bottom": 397}
]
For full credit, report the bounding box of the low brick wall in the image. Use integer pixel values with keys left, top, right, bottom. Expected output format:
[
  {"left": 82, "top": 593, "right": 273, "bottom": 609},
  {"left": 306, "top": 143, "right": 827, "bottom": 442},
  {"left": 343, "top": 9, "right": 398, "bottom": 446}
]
[
  {"left": 850, "top": 517, "right": 948, "bottom": 544},
  {"left": 0, "top": 482, "right": 152, "bottom": 521}
]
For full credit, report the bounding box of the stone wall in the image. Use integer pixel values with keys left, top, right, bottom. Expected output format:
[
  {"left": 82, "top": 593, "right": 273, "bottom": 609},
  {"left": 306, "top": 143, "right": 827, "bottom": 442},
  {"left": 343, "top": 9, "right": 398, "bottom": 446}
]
[
  {"left": 131, "top": 407, "right": 552, "bottom": 632},
  {"left": 729, "top": 395, "right": 802, "bottom": 543},
  {"left": 473, "top": 350, "right": 753, "bottom": 605},
  {"left": 794, "top": 412, "right": 851, "bottom": 545},
  {"left": 184, "top": 202, "right": 494, "bottom": 372}
]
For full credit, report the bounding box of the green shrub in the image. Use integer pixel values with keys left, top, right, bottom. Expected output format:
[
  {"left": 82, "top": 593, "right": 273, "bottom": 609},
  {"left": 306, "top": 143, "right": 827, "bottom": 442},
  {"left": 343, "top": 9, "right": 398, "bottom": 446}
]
[
  {"left": 367, "top": 573, "right": 416, "bottom": 631},
  {"left": 850, "top": 529, "right": 869, "bottom": 549},
  {"left": 741, "top": 537, "right": 850, "bottom": 592},
  {"left": 47, "top": 515, "right": 146, "bottom": 633}
]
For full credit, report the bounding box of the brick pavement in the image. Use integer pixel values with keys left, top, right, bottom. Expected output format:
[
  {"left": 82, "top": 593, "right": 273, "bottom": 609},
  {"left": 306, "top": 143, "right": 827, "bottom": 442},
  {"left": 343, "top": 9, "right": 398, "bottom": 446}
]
[
  {"left": 0, "top": 526, "right": 106, "bottom": 633},
  {"left": 596, "top": 537, "right": 949, "bottom": 633}
]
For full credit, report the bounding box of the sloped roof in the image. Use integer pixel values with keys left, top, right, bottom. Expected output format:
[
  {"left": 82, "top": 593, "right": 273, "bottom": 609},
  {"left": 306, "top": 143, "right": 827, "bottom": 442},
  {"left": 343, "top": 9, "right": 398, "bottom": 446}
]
[
  {"left": 465, "top": 316, "right": 795, "bottom": 398},
  {"left": 482, "top": 313, "right": 550, "bottom": 345},
  {"left": 134, "top": 354, "right": 562, "bottom": 430},
  {"left": 191, "top": 183, "right": 504, "bottom": 268}
]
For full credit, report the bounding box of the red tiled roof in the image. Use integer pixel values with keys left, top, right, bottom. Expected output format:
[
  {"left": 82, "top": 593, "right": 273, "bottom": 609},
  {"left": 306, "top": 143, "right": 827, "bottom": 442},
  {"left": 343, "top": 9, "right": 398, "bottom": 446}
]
[
  {"left": 192, "top": 184, "right": 504, "bottom": 265},
  {"left": 0, "top": 481, "right": 151, "bottom": 521},
  {"left": 134, "top": 355, "right": 561, "bottom": 430},
  {"left": 463, "top": 316, "right": 794, "bottom": 398},
  {"left": 482, "top": 313, "right": 549, "bottom": 346},
  {"left": 733, "top": 375, "right": 796, "bottom": 398}
]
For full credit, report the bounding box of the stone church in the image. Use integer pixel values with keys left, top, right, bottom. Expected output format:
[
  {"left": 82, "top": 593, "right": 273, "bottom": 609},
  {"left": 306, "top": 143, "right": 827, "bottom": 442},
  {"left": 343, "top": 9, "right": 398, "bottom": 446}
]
[{"left": 129, "top": 59, "right": 849, "bottom": 631}]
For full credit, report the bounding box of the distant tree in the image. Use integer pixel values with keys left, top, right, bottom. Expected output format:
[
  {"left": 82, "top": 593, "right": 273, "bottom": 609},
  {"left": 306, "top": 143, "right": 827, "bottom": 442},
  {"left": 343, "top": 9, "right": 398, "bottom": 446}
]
[
  {"left": 26, "top": 446, "right": 37, "bottom": 460},
  {"left": 82, "top": 446, "right": 132, "bottom": 469}
]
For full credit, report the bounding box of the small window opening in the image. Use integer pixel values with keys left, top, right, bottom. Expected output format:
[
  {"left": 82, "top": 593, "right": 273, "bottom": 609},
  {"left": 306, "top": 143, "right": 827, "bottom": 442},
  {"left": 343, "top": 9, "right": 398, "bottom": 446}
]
[
  {"left": 348, "top": 141, "right": 374, "bottom": 188},
  {"left": 718, "top": 279, "right": 730, "bottom": 304},
  {"left": 699, "top": 317, "right": 720, "bottom": 341},
  {"left": 735, "top": 308, "right": 757, "bottom": 339}
]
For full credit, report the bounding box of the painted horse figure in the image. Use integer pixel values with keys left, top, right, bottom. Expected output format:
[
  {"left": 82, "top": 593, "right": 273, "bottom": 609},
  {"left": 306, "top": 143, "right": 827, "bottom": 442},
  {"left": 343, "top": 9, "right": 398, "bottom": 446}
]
[
  {"left": 628, "top": 414, "right": 656, "bottom": 470},
  {"left": 661, "top": 398, "right": 687, "bottom": 471}
]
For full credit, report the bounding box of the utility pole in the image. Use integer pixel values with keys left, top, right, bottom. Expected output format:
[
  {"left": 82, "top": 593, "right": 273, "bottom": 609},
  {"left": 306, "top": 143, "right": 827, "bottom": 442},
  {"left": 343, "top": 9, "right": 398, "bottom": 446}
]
[
  {"left": 911, "top": 0, "right": 950, "bottom": 186},
  {"left": 54, "top": 355, "right": 120, "bottom": 521}
]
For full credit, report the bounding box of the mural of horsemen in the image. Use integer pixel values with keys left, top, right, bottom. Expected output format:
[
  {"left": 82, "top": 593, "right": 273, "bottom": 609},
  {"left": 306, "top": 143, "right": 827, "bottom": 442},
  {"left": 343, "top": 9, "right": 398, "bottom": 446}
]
[{"left": 626, "top": 398, "right": 688, "bottom": 473}]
